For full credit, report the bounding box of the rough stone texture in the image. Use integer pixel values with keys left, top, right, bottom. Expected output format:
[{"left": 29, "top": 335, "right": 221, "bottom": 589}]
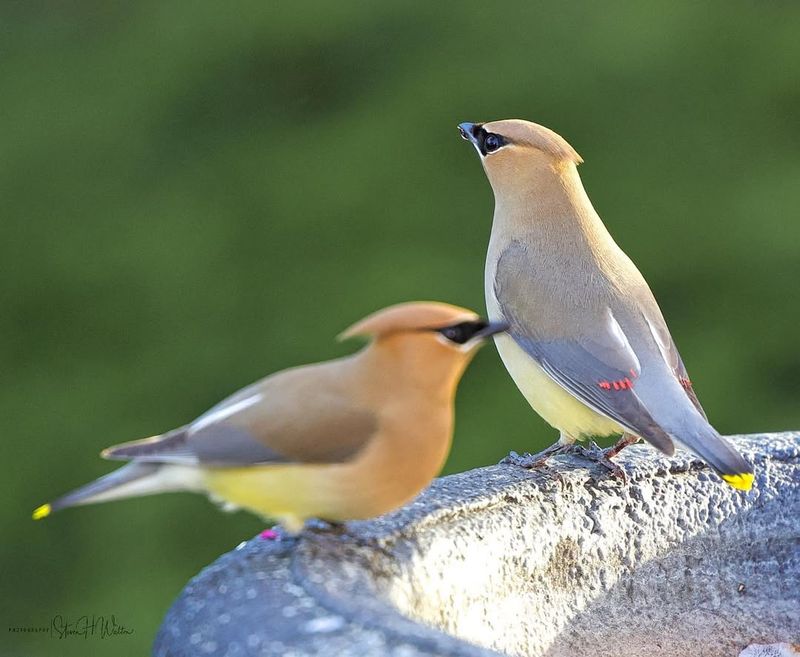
[
  {"left": 154, "top": 433, "right": 800, "bottom": 657},
  {"left": 740, "top": 644, "right": 800, "bottom": 657}
]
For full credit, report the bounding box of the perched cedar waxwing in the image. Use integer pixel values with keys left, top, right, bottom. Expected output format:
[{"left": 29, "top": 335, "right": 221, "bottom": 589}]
[
  {"left": 33, "top": 302, "right": 507, "bottom": 532},
  {"left": 458, "top": 119, "right": 754, "bottom": 490}
]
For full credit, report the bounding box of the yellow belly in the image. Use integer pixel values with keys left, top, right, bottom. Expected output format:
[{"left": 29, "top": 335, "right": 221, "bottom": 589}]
[
  {"left": 493, "top": 333, "right": 623, "bottom": 440},
  {"left": 203, "top": 463, "right": 362, "bottom": 533},
  {"left": 201, "top": 433, "right": 445, "bottom": 533}
]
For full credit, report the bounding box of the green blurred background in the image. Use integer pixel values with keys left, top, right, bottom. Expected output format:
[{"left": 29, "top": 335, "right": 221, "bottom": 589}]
[{"left": 2, "top": 2, "right": 799, "bottom": 655}]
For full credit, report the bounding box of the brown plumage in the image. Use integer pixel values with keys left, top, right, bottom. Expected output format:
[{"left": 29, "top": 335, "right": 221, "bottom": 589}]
[{"left": 33, "top": 302, "right": 507, "bottom": 531}]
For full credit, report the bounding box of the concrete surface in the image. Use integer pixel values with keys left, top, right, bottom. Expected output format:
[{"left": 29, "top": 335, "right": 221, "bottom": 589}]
[{"left": 154, "top": 433, "right": 800, "bottom": 657}]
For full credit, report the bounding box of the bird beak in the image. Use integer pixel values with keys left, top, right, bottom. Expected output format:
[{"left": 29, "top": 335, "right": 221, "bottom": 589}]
[
  {"left": 458, "top": 122, "right": 480, "bottom": 146},
  {"left": 476, "top": 319, "right": 509, "bottom": 340}
]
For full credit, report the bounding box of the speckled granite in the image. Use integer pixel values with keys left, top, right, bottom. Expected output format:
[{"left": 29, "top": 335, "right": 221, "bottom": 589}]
[{"left": 154, "top": 433, "right": 800, "bottom": 657}]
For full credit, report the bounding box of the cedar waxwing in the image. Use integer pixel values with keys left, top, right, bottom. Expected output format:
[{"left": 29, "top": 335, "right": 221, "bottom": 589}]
[
  {"left": 458, "top": 119, "right": 754, "bottom": 490},
  {"left": 33, "top": 302, "right": 507, "bottom": 532}
]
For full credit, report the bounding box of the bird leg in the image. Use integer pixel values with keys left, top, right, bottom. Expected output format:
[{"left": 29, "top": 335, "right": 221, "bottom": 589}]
[
  {"left": 500, "top": 442, "right": 572, "bottom": 469},
  {"left": 502, "top": 432, "right": 640, "bottom": 481},
  {"left": 303, "top": 518, "right": 391, "bottom": 556},
  {"left": 304, "top": 518, "right": 347, "bottom": 534},
  {"left": 575, "top": 442, "right": 627, "bottom": 481},
  {"left": 574, "top": 433, "right": 640, "bottom": 481},
  {"left": 604, "top": 432, "right": 641, "bottom": 459}
]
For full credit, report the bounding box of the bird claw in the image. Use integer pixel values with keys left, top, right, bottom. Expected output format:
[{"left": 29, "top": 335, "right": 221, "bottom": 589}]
[
  {"left": 500, "top": 450, "right": 541, "bottom": 468},
  {"left": 303, "top": 519, "right": 392, "bottom": 556},
  {"left": 500, "top": 437, "right": 633, "bottom": 484},
  {"left": 574, "top": 442, "right": 628, "bottom": 483},
  {"left": 500, "top": 446, "right": 559, "bottom": 469},
  {"left": 598, "top": 457, "right": 628, "bottom": 483},
  {"left": 304, "top": 518, "right": 344, "bottom": 534},
  {"left": 501, "top": 450, "right": 566, "bottom": 484}
]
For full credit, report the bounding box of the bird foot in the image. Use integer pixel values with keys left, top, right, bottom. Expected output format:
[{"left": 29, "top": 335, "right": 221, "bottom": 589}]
[
  {"left": 501, "top": 434, "right": 638, "bottom": 483},
  {"left": 574, "top": 441, "right": 628, "bottom": 483},
  {"left": 500, "top": 449, "right": 566, "bottom": 484},
  {"left": 303, "top": 519, "right": 390, "bottom": 554},
  {"left": 500, "top": 443, "right": 571, "bottom": 468},
  {"left": 501, "top": 450, "right": 545, "bottom": 468}
]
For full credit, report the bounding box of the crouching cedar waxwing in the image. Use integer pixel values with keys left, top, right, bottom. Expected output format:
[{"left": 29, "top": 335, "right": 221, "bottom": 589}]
[
  {"left": 33, "top": 302, "right": 507, "bottom": 532},
  {"left": 458, "top": 119, "right": 754, "bottom": 490}
]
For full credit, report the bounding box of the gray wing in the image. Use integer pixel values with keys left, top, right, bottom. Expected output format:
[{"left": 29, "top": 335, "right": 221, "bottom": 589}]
[
  {"left": 510, "top": 333, "right": 675, "bottom": 452},
  {"left": 103, "top": 366, "right": 379, "bottom": 467},
  {"left": 642, "top": 306, "right": 708, "bottom": 420},
  {"left": 103, "top": 425, "right": 296, "bottom": 466},
  {"left": 495, "top": 241, "right": 676, "bottom": 452}
]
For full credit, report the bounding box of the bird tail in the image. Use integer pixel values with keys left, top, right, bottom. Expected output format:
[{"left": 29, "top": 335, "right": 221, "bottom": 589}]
[
  {"left": 32, "top": 462, "right": 198, "bottom": 520},
  {"left": 677, "top": 427, "right": 754, "bottom": 491}
]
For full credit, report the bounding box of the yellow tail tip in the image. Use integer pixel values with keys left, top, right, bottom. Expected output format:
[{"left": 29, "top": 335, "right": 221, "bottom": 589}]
[
  {"left": 32, "top": 504, "right": 51, "bottom": 520},
  {"left": 721, "top": 472, "right": 754, "bottom": 491}
]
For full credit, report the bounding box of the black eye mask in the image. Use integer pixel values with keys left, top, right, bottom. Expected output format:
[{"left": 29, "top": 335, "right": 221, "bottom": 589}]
[
  {"left": 437, "top": 320, "right": 489, "bottom": 345},
  {"left": 459, "top": 124, "right": 508, "bottom": 156}
]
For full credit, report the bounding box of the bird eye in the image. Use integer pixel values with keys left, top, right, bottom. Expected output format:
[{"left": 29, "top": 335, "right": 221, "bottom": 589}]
[
  {"left": 437, "top": 321, "right": 488, "bottom": 345},
  {"left": 440, "top": 326, "right": 466, "bottom": 342},
  {"left": 484, "top": 133, "right": 503, "bottom": 153}
]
